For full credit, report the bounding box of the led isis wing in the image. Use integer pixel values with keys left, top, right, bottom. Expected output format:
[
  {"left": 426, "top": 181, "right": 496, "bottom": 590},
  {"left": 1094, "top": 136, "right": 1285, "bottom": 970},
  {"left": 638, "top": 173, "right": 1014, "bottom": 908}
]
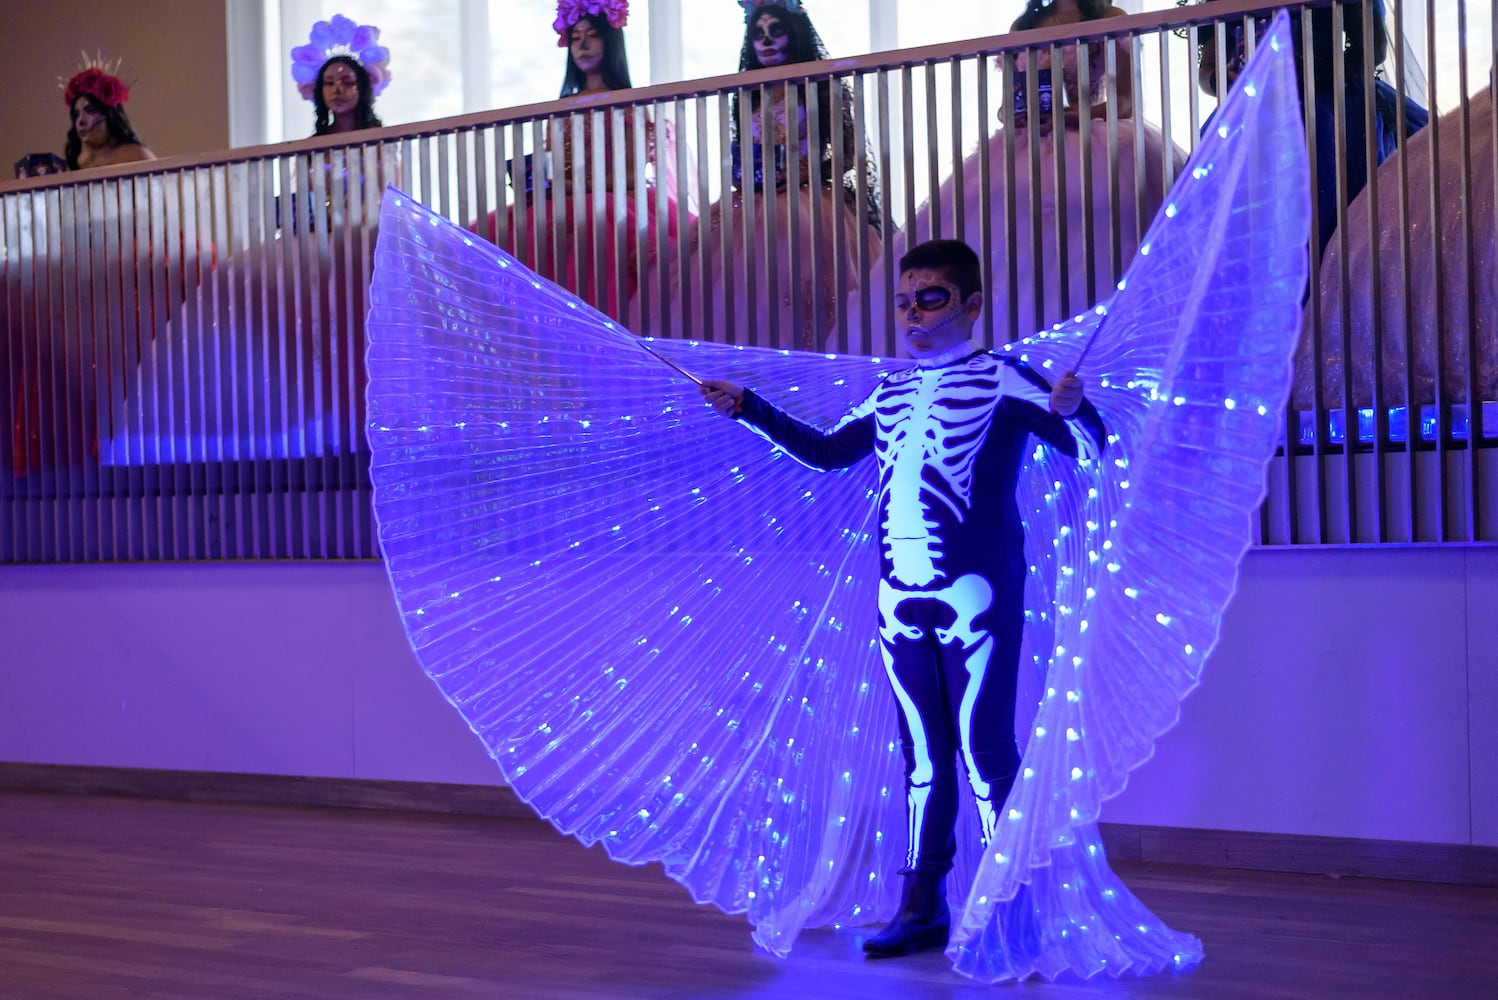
[{"left": 366, "top": 11, "right": 1308, "bottom": 982}]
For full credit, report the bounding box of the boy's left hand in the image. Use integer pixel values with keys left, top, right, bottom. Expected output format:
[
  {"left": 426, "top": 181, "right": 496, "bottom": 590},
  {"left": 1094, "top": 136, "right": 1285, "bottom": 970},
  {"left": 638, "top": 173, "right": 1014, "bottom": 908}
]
[{"left": 1050, "top": 371, "right": 1084, "bottom": 416}]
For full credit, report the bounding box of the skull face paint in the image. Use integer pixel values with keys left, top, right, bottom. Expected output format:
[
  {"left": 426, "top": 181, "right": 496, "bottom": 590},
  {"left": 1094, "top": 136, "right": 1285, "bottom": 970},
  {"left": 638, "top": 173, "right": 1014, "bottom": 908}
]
[{"left": 752, "top": 12, "right": 792, "bottom": 67}]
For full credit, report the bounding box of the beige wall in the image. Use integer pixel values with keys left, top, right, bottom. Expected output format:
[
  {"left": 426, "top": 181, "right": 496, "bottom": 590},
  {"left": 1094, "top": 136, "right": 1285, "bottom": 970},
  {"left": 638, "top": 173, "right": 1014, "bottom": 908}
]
[{"left": 0, "top": 0, "right": 229, "bottom": 175}]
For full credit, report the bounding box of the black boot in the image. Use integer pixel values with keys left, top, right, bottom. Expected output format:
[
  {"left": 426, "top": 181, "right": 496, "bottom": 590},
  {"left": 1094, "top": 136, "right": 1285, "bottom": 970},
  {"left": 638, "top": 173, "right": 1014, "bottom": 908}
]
[{"left": 862, "top": 869, "right": 950, "bottom": 958}]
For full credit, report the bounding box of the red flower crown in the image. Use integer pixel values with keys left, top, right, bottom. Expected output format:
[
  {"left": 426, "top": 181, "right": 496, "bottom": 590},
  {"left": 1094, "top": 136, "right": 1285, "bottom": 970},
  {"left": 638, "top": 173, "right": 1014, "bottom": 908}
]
[{"left": 63, "top": 61, "right": 130, "bottom": 109}]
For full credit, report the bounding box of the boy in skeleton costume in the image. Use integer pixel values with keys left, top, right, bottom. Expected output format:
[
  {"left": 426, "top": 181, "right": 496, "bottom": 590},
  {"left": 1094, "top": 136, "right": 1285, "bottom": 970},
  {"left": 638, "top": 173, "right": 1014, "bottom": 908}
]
[{"left": 700, "top": 239, "right": 1105, "bottom": 958}]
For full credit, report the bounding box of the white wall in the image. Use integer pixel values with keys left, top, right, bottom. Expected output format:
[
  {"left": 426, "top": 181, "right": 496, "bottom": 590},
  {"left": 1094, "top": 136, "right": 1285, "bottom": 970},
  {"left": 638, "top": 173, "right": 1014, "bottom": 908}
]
[
  {"left": 0, "top": 561, "right": 501, "bottom": 787},
  {"left": 1, "top": 547, "right": 1493, "bottom": 846},
  {"left": 1104, "top": 546, "right": 1497, "bottom": 846}
]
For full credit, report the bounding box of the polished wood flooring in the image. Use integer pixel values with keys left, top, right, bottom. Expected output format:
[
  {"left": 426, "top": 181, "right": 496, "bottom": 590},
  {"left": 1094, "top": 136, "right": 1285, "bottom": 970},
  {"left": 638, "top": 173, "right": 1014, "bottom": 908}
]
[{"left": 1, "top": 790, "right": 1493, "bottom": 999}]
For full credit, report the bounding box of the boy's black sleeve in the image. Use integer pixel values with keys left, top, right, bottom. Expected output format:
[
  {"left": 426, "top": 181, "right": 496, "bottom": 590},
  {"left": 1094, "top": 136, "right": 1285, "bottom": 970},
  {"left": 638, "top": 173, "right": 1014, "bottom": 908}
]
[
  {"left": 1001, "top": 360, "right": 1107, "bottom": 461},
  {"left": 736, "top": 388, "right": 877, "bottom": 471}
]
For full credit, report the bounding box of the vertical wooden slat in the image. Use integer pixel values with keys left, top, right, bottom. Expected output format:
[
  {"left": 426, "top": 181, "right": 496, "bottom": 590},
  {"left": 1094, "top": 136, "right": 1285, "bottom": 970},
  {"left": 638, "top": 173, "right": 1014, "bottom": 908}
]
[
  {"left": 1453, "top": 0, "right": 1479, "bottom": 541},
  {"left": 2, "top": 197, "right": 17, "bottom": 560},
  {"left": 227, "top": 161, "right": 253, "bottom": 558},
  {"left": 79, "top": 177, "right": 106, "bottom": 562},
  {"left": 1298, "top": 8, "right": 1329, "bottom": 544},
  {"left": 1, "top": 0, "right": 1492, "bottom": 563},
  {"left": 1076, "top": 37, "right": 1096, "bottom": 315},
  {"left": 330, "top": 146, "right": 353, "bottom": 557},
  {"left": 900, "top": 65, "right": 917, "bottom": 272},
  {"left": 126, "top": 177, "right": 152, "bottom": 560},
  {"left": 271, "top": 155, "right": 295, "bottom": 559},
  {"left": 1423, "top": 0, "right": 1449, "bottom": 542},
  {"left": 999, "top": 50, "right": 1020, "bottom": 345},
  {"left": 669, "top": 96, "right": 690, "bottom": 342},
  {"left": 734, "top": 87, "right": 756, "bottom": 346},
  {"left": 1484, "top": 0, "right": 1498, "bottom": 540},
  {"left": 693, "top": 95, "right": 714, "bottom": 342},
  {"left": 63, "top": 184, "right": 87, "bottom": 561},
  {"left": 789, "top": 77, "right": 809, "bottom": 352},
  {"left": 47, "top": 185, "right": 70, "bottom": 562},
  {"left": 286, "top": 153, "right": 311, "bottom": 559},
  {"left": 164, "top": 170, "right": 185, "bottom": 548},
  {"left": 923, "top": 62, "right": 941, "bottom": 241},
  {"left": 948, "top": 57, "right": 965, "bottom": 246},
  {"left": 183, "top": 167, "right": 204, "bottom": 554},
  {"left": 851, "top": 71, "right": 874, "bottom": 358}
]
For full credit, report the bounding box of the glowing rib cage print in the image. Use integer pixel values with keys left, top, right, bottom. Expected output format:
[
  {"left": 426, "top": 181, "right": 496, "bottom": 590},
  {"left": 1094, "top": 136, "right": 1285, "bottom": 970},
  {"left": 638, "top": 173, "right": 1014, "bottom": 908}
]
[{"left": 733, "top": 348, "right": 1107, "bottom": 882}]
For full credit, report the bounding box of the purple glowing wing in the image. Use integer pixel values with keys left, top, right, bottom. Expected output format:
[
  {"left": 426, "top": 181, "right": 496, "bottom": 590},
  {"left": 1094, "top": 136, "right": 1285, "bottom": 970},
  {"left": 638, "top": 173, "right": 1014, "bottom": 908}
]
[
  {"left": 367, "top": 8, "right": 1307, "bottom": 978},
  {"left": 948, "top": 13, "right": 1309, "bottom": 980},
  {"left": 365, "top": 200, "right": 911, "bottom": 955}
]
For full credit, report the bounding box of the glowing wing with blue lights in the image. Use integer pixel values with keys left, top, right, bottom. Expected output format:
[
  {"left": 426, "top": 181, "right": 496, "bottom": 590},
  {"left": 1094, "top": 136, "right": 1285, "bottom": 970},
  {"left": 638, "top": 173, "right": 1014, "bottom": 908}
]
[
  {"left": 943, "top": 12, "right": 1308, "bottom": 981},
  {"left": 365, "top": 11, "right": 1307, "bottom": 982},
  {"left": 365, "top": 197, "right": 917, "bottom": 956}
]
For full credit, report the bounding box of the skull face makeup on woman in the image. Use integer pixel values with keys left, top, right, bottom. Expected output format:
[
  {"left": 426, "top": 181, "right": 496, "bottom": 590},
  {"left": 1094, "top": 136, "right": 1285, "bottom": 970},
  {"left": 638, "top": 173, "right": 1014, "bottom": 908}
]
[
  {"left": 70, "top": 97, "right": 109, "bottom": 147},
  {"left": 751, "top": 11, "right": 792, "bottom": 67},
  {"left": 569, "top": 18, "right": 605, "bottom": 76}
]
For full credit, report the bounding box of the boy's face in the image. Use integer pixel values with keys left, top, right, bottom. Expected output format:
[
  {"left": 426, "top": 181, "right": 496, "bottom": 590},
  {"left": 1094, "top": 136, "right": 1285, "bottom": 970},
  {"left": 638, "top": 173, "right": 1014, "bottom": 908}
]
[{"left": 895, "top": 268, "right": 982, "bottom": 359}]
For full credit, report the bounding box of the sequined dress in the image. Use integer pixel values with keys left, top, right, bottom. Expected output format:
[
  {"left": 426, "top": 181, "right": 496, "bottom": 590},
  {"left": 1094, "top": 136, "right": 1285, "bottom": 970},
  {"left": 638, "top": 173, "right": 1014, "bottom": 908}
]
[{"left": 476, "top": 108, "right": 688, "bottom": 326}]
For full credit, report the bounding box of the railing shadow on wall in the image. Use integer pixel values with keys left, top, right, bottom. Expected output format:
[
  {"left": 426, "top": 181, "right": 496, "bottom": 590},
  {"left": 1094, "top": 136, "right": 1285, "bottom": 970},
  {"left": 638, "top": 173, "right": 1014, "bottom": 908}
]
[{"left": 0, "top": 0, "right": 1493, "bottom": 562}]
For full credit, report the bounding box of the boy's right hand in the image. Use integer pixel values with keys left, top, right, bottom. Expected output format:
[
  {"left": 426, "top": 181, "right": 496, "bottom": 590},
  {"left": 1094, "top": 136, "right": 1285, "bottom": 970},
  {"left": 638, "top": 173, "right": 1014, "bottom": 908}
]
[{"left": 700, "top": 379, "right": 745, "bottom": 417}]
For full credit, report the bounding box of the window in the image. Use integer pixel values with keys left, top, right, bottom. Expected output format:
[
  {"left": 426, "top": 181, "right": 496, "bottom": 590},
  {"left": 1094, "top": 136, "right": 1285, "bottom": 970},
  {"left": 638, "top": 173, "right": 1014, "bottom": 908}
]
[
  {"left": 246, "top": 2, "right": 1489, "bottom": 152},
  {"left": 249, "top": 1, "right": 1068, "bottom": 146}
]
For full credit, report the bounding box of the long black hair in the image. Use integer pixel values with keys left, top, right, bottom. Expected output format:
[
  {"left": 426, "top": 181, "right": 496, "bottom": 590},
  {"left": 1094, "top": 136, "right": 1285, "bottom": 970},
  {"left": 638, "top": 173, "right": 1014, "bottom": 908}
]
[
  {"left": 1012, "top": 0, "right": 1112, "bottom": 32},
  {"left": 64, "top": 96, "right": 145, "bottom": 170},
  {"left": 312, "top": 55, "right": 384, "bottom": 136},
  {"left": 1181, "top": 0, "right": 1398, "bottom": 117},
  {"left": 737, "top": 2, "right": 823, "bottom": 74},
  {"left": 559, "top": 13, "right": 633, "bottom": 96},
  {"left": 731, "top": 3, "right": 884, "bottom": 232},
  {"left": 1305, "top": 0, "right": 1391, "bottom": 81},
  {"left": 1309, "top": 0, "right": 1399, "bottom": 123},
  {"left": 1178, "top": 0, "right": 1391, "bottom": 79}
]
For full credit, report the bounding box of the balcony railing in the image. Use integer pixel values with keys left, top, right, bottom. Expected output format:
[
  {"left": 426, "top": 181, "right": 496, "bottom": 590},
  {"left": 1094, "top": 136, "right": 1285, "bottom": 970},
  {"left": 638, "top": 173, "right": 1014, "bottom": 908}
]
[{"left": 1, "top": 0, "right": 1493, "bottom": 560}]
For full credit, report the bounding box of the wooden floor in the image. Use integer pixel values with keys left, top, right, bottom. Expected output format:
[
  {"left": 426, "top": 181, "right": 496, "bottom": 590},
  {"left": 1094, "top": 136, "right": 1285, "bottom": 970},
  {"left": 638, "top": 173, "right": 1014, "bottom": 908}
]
[{"left": 1, "top": 791, "right": 1493, "bottom": 999}]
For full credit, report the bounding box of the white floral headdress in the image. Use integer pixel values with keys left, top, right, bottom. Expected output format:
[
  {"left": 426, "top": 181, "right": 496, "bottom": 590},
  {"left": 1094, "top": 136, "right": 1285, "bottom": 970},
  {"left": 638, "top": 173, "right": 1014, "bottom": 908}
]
[{"left": 289, "top": 14, "right": 392, "bottom": 102}]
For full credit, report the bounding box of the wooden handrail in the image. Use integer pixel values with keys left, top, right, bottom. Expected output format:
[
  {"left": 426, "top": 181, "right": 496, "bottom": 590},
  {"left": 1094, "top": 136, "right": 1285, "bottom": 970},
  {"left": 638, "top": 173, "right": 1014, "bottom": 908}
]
[{"left": 0, "top": 0, "right": 1308, "bottom": 195}]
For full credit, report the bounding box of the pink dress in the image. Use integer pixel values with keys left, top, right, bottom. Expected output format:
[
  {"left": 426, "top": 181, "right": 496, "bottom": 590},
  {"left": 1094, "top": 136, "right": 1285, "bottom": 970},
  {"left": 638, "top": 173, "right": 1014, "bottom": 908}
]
[
  {"left": 477, "top": 109, "right": 688, "bottom": 326},
  {"left": 651, "top": 89, "right": 882, "bottom": 351}
]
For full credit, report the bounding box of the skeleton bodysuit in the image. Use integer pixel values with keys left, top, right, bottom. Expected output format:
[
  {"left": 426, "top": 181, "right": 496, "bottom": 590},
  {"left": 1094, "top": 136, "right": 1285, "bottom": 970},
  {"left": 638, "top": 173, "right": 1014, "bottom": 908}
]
[{"left": 738, "top": 342, "right": 1106, "bottom": 875}]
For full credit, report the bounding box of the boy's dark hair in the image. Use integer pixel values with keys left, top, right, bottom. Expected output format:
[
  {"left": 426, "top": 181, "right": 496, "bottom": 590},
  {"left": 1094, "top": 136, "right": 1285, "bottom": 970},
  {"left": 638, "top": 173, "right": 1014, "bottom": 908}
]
[{"left": 899, "top": 239, "right": 983, "bottom": 301}]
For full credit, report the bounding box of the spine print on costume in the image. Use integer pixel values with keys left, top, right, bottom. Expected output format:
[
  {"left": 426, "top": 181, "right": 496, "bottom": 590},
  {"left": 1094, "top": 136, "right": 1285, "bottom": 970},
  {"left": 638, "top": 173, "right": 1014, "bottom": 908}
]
[
  {"left": 735, "top": 346, "right": 1105, "bottom": 907},
  {"left": 865, "top": 356, "right": 1103, "bottom": 877},
  {"left": 365, "top": 13, "right": 1310, "bottom": 983}
]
